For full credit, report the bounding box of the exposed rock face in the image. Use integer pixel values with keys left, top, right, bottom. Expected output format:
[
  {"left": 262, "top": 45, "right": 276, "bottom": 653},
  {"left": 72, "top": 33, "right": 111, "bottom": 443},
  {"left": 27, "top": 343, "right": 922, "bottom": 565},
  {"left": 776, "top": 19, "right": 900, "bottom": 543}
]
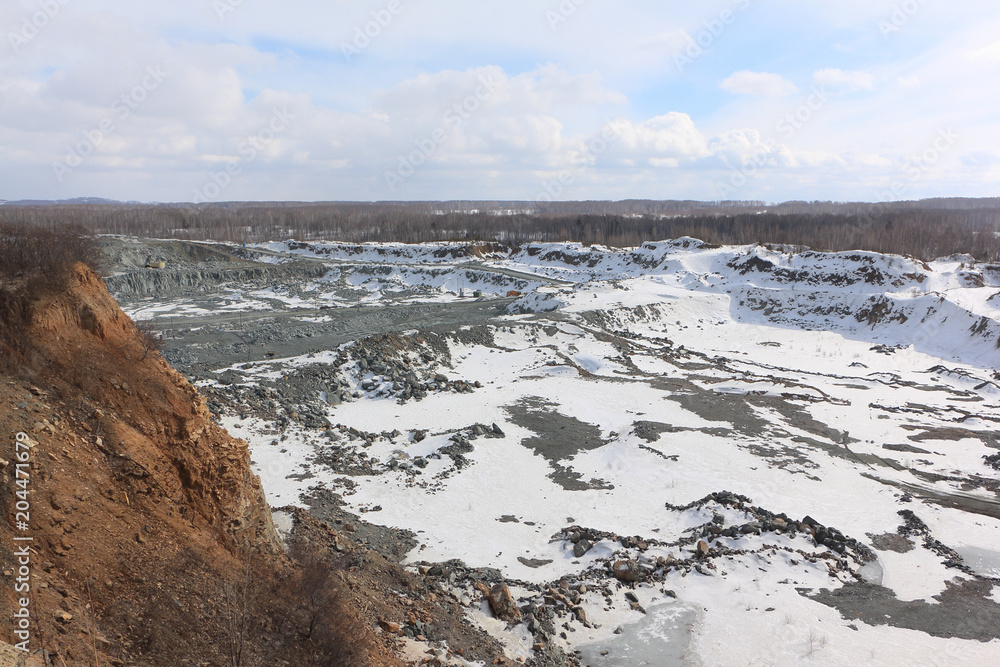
[
  {"left": 48, "top": 265, "right": 280, "bottom": 551},
  {"left": 104, "top": 262, "right": 328, "bottom": 299},
  {"left": 34, "top": 265, "right": 280, "bottom": 551},
  {"left": 0, "top": 264, "right": 285, "bottom": 665}
]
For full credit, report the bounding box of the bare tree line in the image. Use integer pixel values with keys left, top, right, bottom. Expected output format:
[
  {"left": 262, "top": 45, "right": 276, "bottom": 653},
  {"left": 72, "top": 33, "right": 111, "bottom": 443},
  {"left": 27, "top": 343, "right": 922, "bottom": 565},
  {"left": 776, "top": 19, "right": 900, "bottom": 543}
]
[{"left": 2, "top": 199, "right": 999, "bottom": 261}]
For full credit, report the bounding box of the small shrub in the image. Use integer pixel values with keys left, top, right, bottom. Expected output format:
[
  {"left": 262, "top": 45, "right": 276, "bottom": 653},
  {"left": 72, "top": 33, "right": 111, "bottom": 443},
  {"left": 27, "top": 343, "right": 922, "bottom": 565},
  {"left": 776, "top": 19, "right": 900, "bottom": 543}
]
[
  {"left": 0, "top": 222, "right": 103, "bottom": 286},
  {"left": 136, "top": 320, "right": 164, "bottom": 361},
  {"left": 0, "top": 223, "right": 103, "bottom": 369},
  {"left": 287, "top": 543, "right": 368, "bottom": 666}
]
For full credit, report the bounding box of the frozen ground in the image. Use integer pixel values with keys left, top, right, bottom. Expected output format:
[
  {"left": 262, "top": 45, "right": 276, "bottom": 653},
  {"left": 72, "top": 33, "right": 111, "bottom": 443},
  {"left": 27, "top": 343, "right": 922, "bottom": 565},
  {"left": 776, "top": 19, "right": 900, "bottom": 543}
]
[{"left": 107, "top": 237, "right": 1000, "bottom": 666}]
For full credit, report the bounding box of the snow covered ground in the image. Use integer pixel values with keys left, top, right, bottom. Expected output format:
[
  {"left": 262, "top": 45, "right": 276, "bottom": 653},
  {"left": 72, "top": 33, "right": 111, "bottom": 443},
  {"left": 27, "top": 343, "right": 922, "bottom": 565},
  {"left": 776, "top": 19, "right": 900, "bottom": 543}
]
[{"left": 170, "top": 238, "right": 1000, "bottom": 665}]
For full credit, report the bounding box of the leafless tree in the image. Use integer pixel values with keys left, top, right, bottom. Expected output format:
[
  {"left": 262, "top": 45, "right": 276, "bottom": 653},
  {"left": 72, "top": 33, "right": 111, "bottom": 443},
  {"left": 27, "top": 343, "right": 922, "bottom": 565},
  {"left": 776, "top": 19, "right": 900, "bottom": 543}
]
[
  {"left": 2, "top": 199, "right": 999, "bottom": 260},
  {"left": 135, "top": 321, "right": 163, "bottom": 361}
]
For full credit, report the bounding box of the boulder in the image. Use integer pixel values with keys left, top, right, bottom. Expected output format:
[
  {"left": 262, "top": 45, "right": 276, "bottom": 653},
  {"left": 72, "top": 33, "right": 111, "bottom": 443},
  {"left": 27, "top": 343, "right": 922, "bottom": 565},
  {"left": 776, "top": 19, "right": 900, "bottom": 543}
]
[
  {"left": 573, "top": 539, "right": 593, "bottom": 558},
  {"left": 612, "top": 560, "right": 640, "bottom": 583},
  {"left": 487, "top": 584, "right": 521, "bottom": 622},
  {"left": 696, "top": 540, "right": 710, "bottom": 558},
  {"left": 378, "top": 619, "right": 400, "bottom": 634}
]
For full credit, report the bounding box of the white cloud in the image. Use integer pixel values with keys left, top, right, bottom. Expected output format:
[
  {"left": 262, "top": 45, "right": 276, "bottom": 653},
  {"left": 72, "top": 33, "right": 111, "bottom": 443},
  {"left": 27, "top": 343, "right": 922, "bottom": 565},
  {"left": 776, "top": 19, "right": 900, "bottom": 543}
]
[
  {"left": 813, "top": 68, "right": 875, "bottom": 92},
  {"left": 720, "top": 71, "right": 798, "bottom": 97},
  {"left": 967, "top": 41, "right": 1000, "bottom": 62},
  {"left": 2, "top": 1, "right": 1000, "bottom": 202},
  {"left": 708, "top": 130, "right": 795, "bottom": 169},
  {"left": 608, "top": 113, "right": 708, "bottom": 162},
  {"left": 639, "top": 30, "right": 693, "bottom": 55},
  {"left": 372, "top": 65, "right": 623, "bottom": 133},
  {"left": 961, "top": 150, "right": 1000, "bottom": 167}
]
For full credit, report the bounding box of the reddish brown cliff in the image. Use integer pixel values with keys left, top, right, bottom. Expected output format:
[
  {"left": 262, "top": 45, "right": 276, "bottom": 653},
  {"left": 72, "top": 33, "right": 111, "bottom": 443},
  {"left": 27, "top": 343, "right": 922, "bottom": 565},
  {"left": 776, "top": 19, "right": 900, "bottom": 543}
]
[{"left": 0, "top": 264, "right": 380, "bottom": 665}]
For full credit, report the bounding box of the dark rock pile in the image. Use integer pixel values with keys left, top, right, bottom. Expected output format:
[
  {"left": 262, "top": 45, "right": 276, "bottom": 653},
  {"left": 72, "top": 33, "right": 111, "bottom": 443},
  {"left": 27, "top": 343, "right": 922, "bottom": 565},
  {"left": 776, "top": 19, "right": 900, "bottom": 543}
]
[
  {"left": 896, "top": 509, "right": 994, "bottom": 579},
  {"left": 666, "top": 491, "right": 876, "bottom": 563},
  {"left": 200, "top": 330, "right": 483, "bottom": 427},
  {"left": 337, "top": 332, "right": 481, "bottom": 404}
]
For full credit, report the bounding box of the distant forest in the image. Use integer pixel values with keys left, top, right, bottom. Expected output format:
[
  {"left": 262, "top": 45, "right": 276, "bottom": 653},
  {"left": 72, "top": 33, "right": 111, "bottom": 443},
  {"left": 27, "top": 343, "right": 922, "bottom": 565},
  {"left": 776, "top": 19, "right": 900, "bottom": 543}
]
[{"left": 2, "top": 198, "right": 1000, "bottom": 262}]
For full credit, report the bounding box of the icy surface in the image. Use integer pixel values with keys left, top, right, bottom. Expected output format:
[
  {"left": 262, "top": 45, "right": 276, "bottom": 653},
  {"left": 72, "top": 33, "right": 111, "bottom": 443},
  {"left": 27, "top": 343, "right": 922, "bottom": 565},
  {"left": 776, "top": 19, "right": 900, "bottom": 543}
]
[{"left": 577, "top": 604, "right": 697, "bottom": 666}]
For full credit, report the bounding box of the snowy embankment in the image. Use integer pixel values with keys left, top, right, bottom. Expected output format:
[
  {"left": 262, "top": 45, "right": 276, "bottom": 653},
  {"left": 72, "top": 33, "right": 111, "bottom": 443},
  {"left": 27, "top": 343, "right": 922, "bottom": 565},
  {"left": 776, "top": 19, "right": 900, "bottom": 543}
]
[
  {"left": 207, "top": 237, "right": 1000, "bottom": 666},
  {"left": 506, "top": 239, "right": 1000, "bottom": 369},
  {"left": 251, "top": 239, "right": 509, "bottom": 264}
]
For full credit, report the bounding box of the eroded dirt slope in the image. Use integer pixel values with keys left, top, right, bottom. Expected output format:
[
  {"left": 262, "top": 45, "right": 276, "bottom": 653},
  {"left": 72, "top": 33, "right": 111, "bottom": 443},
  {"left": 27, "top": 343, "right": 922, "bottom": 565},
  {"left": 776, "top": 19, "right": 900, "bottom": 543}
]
[{"left": 0, "top": 264, "right": 391, "bottom": 666}]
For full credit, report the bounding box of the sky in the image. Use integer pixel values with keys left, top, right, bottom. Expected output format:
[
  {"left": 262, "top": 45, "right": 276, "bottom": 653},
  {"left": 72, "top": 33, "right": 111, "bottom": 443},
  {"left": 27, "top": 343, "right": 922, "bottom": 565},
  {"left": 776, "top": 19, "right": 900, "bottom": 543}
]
[{"left": 1, "top": 0, "right": 999, "bottom": 204}]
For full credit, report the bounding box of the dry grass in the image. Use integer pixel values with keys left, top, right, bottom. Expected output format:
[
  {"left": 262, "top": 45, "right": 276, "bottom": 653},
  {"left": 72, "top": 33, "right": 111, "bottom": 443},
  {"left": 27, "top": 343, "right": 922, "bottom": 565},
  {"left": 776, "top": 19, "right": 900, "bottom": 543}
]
[{"left": 0, "top": 223, "right": 103, "bottom": 367}]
